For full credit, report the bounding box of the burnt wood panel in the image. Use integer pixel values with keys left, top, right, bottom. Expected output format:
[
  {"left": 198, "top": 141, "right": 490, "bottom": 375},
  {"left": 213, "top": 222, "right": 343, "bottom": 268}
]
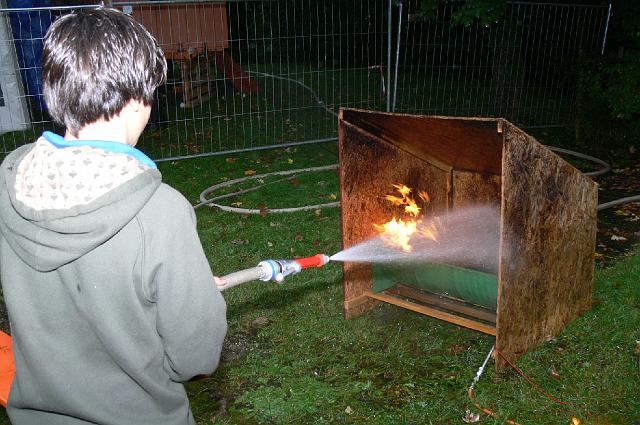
[
  {"left": 341, "top": 109, "right": 503, "bottom": 175},
  {"left": 496, "top": 123, "right": 598, "bottom": 368},
  {"left": 339, "top": 114, "right": 449, "bottom": 318},
  {"left": 452, "top": 170, "right": 502, "bottom": 207}
]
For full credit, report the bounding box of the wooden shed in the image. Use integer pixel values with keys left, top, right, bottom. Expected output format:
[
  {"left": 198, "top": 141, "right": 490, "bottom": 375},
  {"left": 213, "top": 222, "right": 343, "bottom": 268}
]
[
  {"left": 338, "top": 108, "right": 598, "bottom": 367},
  {"left": 131, "top": 2, "right": 258, "bottom": 107}
]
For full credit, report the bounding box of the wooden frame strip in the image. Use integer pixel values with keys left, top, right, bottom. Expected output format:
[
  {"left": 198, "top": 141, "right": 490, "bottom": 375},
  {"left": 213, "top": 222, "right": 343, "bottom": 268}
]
[
  {"left": 364, "top": 290, "right": 497, "bottom": 336},
  {"left": 387, "top": 284, "right": 497, "bottom": 324}
]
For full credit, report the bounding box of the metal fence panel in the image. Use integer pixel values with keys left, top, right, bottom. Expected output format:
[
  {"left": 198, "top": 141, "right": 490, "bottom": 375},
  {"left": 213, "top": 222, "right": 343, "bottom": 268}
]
[
  {"left": 0, "top": 0, "right": 610, "bottom": 160},
  {"left": 393, "top": 1, "right": 611, "bottom": 127}
]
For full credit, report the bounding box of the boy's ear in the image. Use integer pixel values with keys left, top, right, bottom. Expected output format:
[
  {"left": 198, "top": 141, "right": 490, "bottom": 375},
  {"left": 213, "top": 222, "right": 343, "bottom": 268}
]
[{"left": 127, "top": 99, "right": 145, "bottom": 113}]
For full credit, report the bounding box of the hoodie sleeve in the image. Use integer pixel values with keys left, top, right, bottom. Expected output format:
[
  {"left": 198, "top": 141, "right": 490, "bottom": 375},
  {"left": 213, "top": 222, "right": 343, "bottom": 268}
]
[{"left": 141, "top": 184, "right": 227, "bottom": 382}]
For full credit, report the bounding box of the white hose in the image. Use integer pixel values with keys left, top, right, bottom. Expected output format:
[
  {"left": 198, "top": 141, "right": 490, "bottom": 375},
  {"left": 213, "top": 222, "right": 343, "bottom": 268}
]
[
  {"left": 546, "top": 146, "right": 611, "bottom": 177},
  {"left": 218, "top": 266, "right": 269, "bottom": 291},
  {"left": 196, "top": 164, "right": 339, "bottom": 213},
  {"left": 597, "top": 195, "right": 640, "bottom": 211}
]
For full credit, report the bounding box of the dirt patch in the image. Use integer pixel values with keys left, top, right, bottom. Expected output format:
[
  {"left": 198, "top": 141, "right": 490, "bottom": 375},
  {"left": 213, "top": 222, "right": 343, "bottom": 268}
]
[{"left": 221, "top": 332, "right": 251, "bottom": 363}]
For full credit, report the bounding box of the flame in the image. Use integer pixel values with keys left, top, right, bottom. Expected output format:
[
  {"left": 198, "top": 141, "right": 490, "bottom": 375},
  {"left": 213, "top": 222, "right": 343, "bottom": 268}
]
[{"left": 374, "top": 184, "right": 438, "bottom": 252}]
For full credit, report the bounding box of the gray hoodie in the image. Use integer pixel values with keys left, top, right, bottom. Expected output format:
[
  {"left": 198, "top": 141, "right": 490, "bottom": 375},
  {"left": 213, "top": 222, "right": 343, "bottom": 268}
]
[{"left": 0, "top": 138, "right": 227, "bottom": 425}]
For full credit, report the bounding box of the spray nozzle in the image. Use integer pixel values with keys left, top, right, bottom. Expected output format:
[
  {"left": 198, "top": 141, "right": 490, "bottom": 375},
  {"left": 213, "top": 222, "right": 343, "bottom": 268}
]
[{"left": 261, "top": 254, "right": 330, "bottom": 283}]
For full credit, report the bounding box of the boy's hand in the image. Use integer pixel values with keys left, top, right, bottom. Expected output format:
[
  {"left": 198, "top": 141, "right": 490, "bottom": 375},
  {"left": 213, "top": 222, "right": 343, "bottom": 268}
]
[{"left": 214, "top": 276, "right": 226, "bottom": 287}]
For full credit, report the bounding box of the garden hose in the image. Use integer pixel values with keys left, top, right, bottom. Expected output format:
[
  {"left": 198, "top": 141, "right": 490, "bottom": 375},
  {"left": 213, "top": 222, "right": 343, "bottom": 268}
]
[
  {"left": 196, "top": 147, "right": 638, "bottom": 213},
  {"left": 196, "top": 71, "right": 638, "bottom": 213}
]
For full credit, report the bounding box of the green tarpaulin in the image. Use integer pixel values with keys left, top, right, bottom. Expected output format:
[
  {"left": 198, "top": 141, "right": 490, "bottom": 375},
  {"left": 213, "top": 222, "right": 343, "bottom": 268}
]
[{"left": 373, "top": 263, "right": 498, "bottom": 310}]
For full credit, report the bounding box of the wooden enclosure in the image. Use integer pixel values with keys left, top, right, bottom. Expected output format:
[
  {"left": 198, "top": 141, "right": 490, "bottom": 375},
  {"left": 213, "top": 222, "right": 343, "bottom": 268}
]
[
  {"left": 132, "top": 3, "right": 228, "bottom": 60},
  {"left": 338, "top": 108, "right": 598, "bottom": 368},
  {"left": 132, "top": 2, "right": 229, "bottom": 107}
]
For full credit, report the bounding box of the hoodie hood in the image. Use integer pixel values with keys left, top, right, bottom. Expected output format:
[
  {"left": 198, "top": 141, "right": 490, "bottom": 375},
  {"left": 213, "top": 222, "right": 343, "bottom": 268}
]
[{"left": 0, "top": 139, "right": 162, "bottom": 272}]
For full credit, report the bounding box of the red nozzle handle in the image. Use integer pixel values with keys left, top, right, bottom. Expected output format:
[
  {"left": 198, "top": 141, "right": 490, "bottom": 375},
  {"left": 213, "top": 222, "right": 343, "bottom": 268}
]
[{"left": 294, "top": 254, "right": 330, "bottom": 269}]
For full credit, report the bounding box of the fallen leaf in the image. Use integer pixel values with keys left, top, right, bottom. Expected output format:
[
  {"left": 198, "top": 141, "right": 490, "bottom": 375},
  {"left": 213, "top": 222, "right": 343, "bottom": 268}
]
[
  {"left": 571, "top": 417, "right": 581, "bottom": 425},
  {"left": 344, "top": 406, "right": 353, "bottom": 415},
  {"left": 253, "top": 317, "right": 269, "bottom": 327},
  {"left": 611, "top": 235, "right": 627, "bottom": 241},
  {"left": 314, "top": 209, "right": 322, "bottom": 216},
  {"left": 288, "top": 178, "right": 300, "bottom": 186},
  {"left": 230, "top": 202, "right": 243, "bottom": 207},
  {"left": 287, "top": 158, "right": 294, "bottom": 164},
  {"left": 312, "top": 240, "right": 321, "bottom": 246},
  {"left": 269, "top": 222, "right": 280, "bottom": 227},
  {"left": 255, "top": 202, "right": 268, "bottom": 216},
  {"left": 634, "top": 341, "right": 640, "bottom": 356},
  {"left": 225, "top": 157, "right": 237, "bottom": 163},
  {"left": 450, "top": 344, "right": 469, "bottom": 355},
  {"left": 329, "top": 193, "right": 337, "bottom": 200},
  {"left": 267, "top": 241, "right": 273, "bottom": 247},
  {"left": 230, "top": 239, "right": 248, "bottom": 245},
  {"left": 548, "top": 366, "right": 561, "bottom": 381},
  {"left": 294, "top": 234, "right": 304, "bottom": 242},
  {"left": 462, "top": 409, "right": 480, "bottom": 423},
  {"left": 244, "top": 169, "right": 256, "bottom": 176}
]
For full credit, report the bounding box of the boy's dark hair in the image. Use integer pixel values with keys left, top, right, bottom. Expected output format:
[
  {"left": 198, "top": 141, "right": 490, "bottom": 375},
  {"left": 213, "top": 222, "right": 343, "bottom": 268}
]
[{"left": 43, "top": 8, "right": 167, "bottom": 134}]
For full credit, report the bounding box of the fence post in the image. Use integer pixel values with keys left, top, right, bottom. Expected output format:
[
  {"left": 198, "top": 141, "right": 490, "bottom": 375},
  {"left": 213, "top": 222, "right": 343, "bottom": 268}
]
[
  {"left": 600, "top": 4, "right": 611, "bottom": 55},
  {"left": 391, "top": 0, "right": 403, "bottom": 112},
  {"left": 386, "top": 0, "right": 393, "bottom": 112}
]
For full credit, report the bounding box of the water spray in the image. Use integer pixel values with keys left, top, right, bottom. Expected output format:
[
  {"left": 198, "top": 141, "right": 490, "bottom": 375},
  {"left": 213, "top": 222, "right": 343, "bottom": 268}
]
[{"left": 218, "top": 253, "right": 330, "bottom": 291}]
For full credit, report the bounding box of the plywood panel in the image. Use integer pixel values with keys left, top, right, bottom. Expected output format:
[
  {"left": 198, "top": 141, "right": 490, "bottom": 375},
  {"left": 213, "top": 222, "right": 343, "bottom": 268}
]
[
  {"left": 339, "top": 113, "right": 449, "bottom": 318},
  {"left": 341, "top": 109, "right": 503, "bottom": 175},
  {"left": 496, "top": 123, "right": 598, "bottom": 368},
  {"left": 452, "top": 170, "right": 502, "bottom": 207}
]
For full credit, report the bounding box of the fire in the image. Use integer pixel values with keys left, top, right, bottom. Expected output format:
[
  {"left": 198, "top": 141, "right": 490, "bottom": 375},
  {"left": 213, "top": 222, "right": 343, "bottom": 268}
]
[{"left": 374, "top": 184, "right": 438, "bottom": 252}]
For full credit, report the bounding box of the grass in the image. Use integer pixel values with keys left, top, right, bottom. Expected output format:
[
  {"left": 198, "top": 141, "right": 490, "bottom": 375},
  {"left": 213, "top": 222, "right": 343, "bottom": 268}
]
[
  {"left": 168, "top": 142, "right": 639, "bottom": 424},
  {"left": 183, "top": 145, "right": 639, "bottom": 424},
  {"left": 0, "top": 139, "right": 638, "bottom": 424},
  {"left": 0, "top": 62, "right": 634, "bottom": 422}
]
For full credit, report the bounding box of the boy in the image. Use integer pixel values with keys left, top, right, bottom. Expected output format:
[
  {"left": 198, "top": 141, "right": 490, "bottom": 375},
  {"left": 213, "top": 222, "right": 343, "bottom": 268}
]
[{"left": 0, "top": 8, "right": 227, "bottom": 424}]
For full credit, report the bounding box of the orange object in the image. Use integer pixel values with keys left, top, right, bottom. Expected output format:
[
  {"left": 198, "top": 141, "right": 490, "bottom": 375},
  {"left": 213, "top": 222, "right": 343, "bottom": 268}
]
[
  {"left": 214, "top": 50, "right": 260, "bottom": 94},
  {"left": 294, "top": 254, "right": 329, "bottom": 269},
  {"left": 0, "top": 331, "right": 14, "bottom": 407}
]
